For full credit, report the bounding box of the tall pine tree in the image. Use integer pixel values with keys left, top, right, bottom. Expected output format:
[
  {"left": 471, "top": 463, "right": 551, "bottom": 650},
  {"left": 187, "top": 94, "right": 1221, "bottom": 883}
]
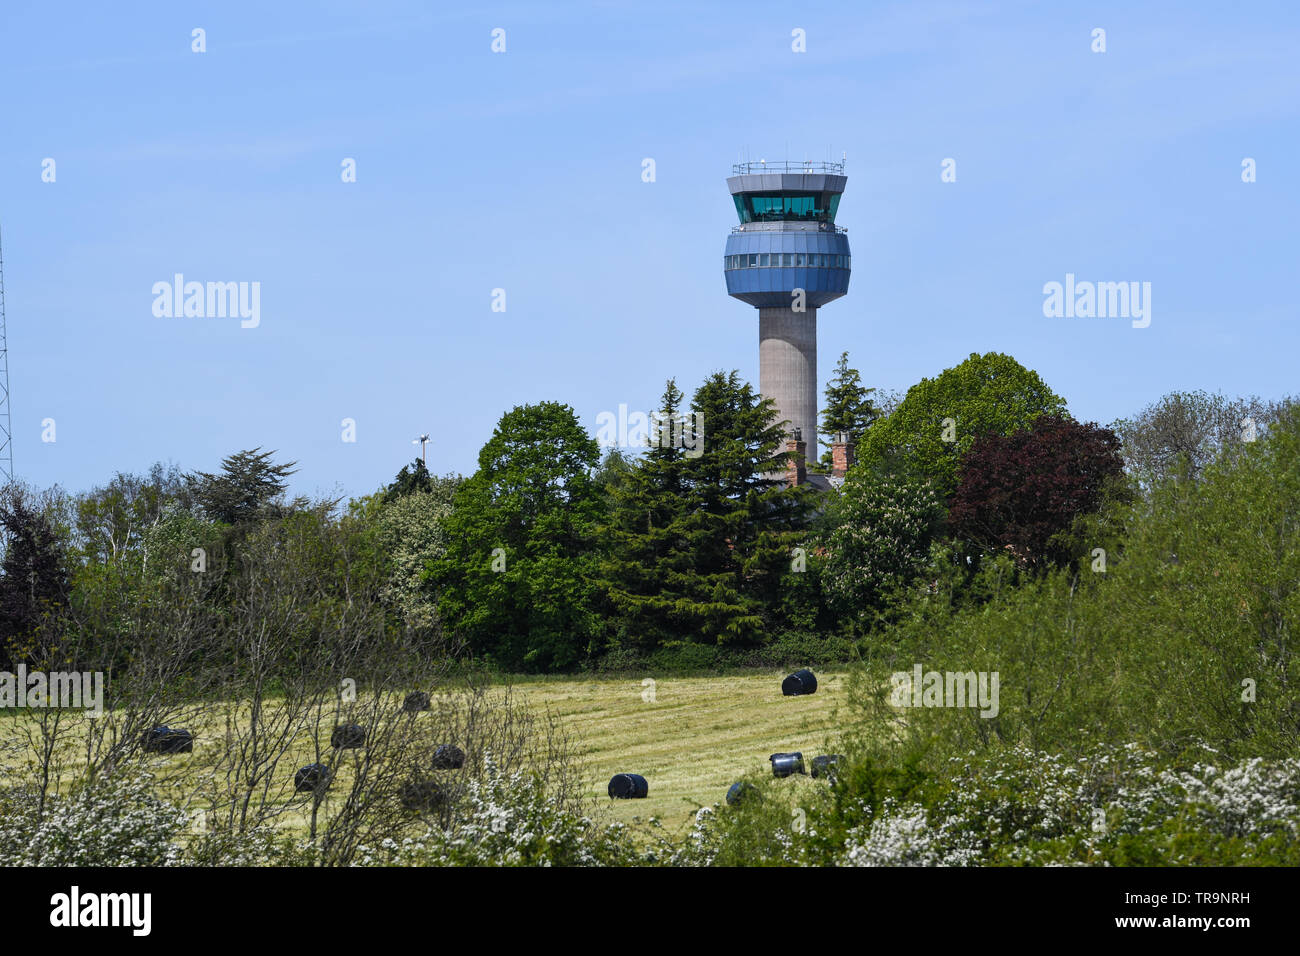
[
  {"left": 597, "top": 380, "right": 692, "bottom": 649},
  {"left": 598, "top": 372, "right": 813, "bottom": 648},
  {"left": 383, "top": 458, "right": 435, "bottom": 502},
  {"left": 819, "top": 351, "right": 879, "bottom": 468}
]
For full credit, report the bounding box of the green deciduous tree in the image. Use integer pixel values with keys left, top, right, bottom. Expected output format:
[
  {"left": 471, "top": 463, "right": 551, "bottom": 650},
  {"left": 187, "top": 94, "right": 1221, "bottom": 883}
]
[
  {"left": 1111, "top": 390, "right": 1293, "bottom": 487},
  {"left": 73, "top": 463, "right": 190, "bottom": 565},
  {"left": 849, "top": 402, "right": 1300, "bottom": 766},
  {"left": 856, "top": 352, "right": 1067, "bottom": 498},
  {"left": 593, "top": 447, "right": 634, "bottom": 497},
  {"left": 430, "top": 402, "right": 602, "bottom": 671}
]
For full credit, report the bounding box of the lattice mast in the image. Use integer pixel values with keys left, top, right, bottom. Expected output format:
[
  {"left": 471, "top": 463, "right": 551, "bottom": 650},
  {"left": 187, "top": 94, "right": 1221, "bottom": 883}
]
[{"left": 0, "top": 224, "right": 14, "bottom": 482}]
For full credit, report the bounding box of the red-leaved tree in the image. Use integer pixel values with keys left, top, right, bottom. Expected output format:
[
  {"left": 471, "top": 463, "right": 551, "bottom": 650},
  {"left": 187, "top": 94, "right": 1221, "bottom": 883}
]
[{"left": 948, "top": 415, "right": 1124, "bottom": 567}]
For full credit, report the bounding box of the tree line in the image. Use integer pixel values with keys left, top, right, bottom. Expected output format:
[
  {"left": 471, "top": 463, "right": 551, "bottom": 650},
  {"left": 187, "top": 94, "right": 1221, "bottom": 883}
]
[{"left": 1, "top": 352, "right": 1291, "bottom": 674}]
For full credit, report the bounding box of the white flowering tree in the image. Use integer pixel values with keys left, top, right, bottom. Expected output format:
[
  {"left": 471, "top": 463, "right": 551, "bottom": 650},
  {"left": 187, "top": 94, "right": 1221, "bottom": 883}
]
[{"left": 822, "top": 470, "right": 944, "bottom": 619}]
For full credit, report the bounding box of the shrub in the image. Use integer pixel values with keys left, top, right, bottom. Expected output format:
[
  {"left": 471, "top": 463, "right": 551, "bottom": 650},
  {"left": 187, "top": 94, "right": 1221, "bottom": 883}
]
[
  {"left": 846, "top": 403, "right": 1300, "bottom": 763},
  {"left": 837, "top": 745, "right": 1300, "bottom": 867},
  {"left": 355, "top": 754, "right": 640, "bottom": 867},
  {"left": 0, "top": 771, "right": 187, "bottom": 867}
]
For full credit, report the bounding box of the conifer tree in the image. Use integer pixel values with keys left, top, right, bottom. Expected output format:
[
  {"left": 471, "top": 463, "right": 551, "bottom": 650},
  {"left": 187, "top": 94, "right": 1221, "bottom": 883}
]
[
  {"left": 597, "top": 380, "right": 691, "bottom": 648},
  {"left": 383, "top": 458, "right": 435, "bottom": 502},
  {"left": 598, "top": 373, "right": 813, "bottom": 647},
  {"left": 819, "top": 352, "right": 879, "bottom": 468},
  {"left": 188, "top": 448, "right": 299, "bottom": 525}
]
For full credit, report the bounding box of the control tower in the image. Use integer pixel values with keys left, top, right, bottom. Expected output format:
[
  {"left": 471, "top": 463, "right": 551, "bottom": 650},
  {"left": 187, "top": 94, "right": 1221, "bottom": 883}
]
[{"left": 723, "top": 160, "right": 851, "bottom": 464}]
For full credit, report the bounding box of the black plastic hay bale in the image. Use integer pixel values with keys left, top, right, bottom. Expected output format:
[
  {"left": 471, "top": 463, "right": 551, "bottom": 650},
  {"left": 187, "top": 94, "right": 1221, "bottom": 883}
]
[
  {"left": 403, "top": 691, "right": 431, "bottom": 713},
  {"left": 431, "top": 744, "right": 465, "bottom": 769},
  {"left": 142, "top": 726, "right": 193, "bottom": 755},
  {"left": 726, "top": 782, "right": 761, "bottom": 806},
  {"left": 294, "top": 763, "right": 332, "bottom": 794},
  {"left": 781, "top": 669, "right": 818, "bottom": 697},
  {"left": 400, "top": 778, "right": 446, "bottom": 813},
  {"left": 331, "top": 724, "right": 366, "bottom": 750},
  {"left": 811, "top": 754, "right": 844, "bottom": 781},
  {"left": 769, "top": 752, "right": 806, "bottom": 778},
  {"left": 607, "top": 773, "right": 649, "bottom": 799}
]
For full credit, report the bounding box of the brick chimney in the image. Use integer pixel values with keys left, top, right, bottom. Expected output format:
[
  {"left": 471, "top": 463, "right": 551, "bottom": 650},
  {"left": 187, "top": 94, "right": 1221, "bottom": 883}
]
[
  {"left": 785, "top": 428, "right": 807, "bottom": 487},
  {"left": 831, "top": 431, "right": 856, "bottom": 479}
]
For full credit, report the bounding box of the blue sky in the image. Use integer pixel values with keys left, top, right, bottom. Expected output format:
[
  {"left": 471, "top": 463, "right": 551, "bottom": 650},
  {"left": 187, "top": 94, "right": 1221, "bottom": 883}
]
[{"left": 2, "top": 1, "right": 1297, "bottom": 501}]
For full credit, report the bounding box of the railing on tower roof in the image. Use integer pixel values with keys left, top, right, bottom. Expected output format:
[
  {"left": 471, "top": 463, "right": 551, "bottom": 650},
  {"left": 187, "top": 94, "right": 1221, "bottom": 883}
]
[
  {"left": 731, "top": 160, "right": 845, "bottom": 175},
  {"left": 731, "top": 223, "right": 847, "bottom": 234}
]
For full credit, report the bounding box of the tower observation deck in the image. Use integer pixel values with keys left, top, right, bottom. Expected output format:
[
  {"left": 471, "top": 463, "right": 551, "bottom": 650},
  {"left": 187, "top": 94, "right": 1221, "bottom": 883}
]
[{"left": 723, "top": 161, "right": 851, "bottom": 465}]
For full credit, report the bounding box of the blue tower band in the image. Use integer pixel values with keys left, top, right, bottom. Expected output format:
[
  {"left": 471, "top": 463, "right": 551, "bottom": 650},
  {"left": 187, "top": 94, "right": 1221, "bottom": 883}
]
[{"left": 723, "top": 160, "right": 851, "bottom": 464}]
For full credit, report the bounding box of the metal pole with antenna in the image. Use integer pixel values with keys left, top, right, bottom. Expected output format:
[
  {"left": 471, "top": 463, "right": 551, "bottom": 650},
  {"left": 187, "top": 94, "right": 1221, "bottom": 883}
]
[{"left": 412, "top": 433, "right": 431, "bottom": 466}]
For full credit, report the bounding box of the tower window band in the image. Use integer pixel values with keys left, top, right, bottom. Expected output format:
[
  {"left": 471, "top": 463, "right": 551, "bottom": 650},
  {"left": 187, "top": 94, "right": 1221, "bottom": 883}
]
[
  {"left": 724, "top": 253, "right": 850, "bottom": 271},
  {"left": 732, "top": 192, "right": 842, "bottom": 224}
]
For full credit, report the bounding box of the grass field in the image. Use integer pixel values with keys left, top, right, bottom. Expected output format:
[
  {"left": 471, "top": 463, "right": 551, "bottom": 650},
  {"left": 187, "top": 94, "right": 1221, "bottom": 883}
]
[
  {"left": 509, "top": 670, "right": 851, "bottom": 834},
  {"left": 0, "top": 669, "right": 854, "bottom": 843}
]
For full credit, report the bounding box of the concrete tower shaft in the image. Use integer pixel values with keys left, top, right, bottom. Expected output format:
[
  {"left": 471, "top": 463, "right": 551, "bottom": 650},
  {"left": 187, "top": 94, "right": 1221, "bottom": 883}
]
[{"left": 759, "top": 307, "right": 818, "bottom": 462}]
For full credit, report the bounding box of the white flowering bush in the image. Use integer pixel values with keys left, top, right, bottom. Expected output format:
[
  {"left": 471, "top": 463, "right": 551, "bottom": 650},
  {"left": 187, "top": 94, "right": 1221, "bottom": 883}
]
[
  {"left": 0, "top": 773, "right": 321, "bottom": 867},
  {"left": 648, "top": 791, "right": 829, "bottom": 868},
  {"left": 355, "top": 755, "right": 640, "bottom": 867},
  {"left": 843, "top": 801, "right": 982, "bottom": 866},
  {"left": 183, "top": 824, "right": 317, "bottom": 867},
  {"left": 9, "top": 746, "right": 1293, "bottom": 868},
  {"left": 0, "top": 773, "right": 188, "bottom": 867},
  {"left": 837, "top": 745, "right": 1300, "bottom": 866},
  {"left": 647, "top": 807, "right": 728, "bottom": 867}
]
